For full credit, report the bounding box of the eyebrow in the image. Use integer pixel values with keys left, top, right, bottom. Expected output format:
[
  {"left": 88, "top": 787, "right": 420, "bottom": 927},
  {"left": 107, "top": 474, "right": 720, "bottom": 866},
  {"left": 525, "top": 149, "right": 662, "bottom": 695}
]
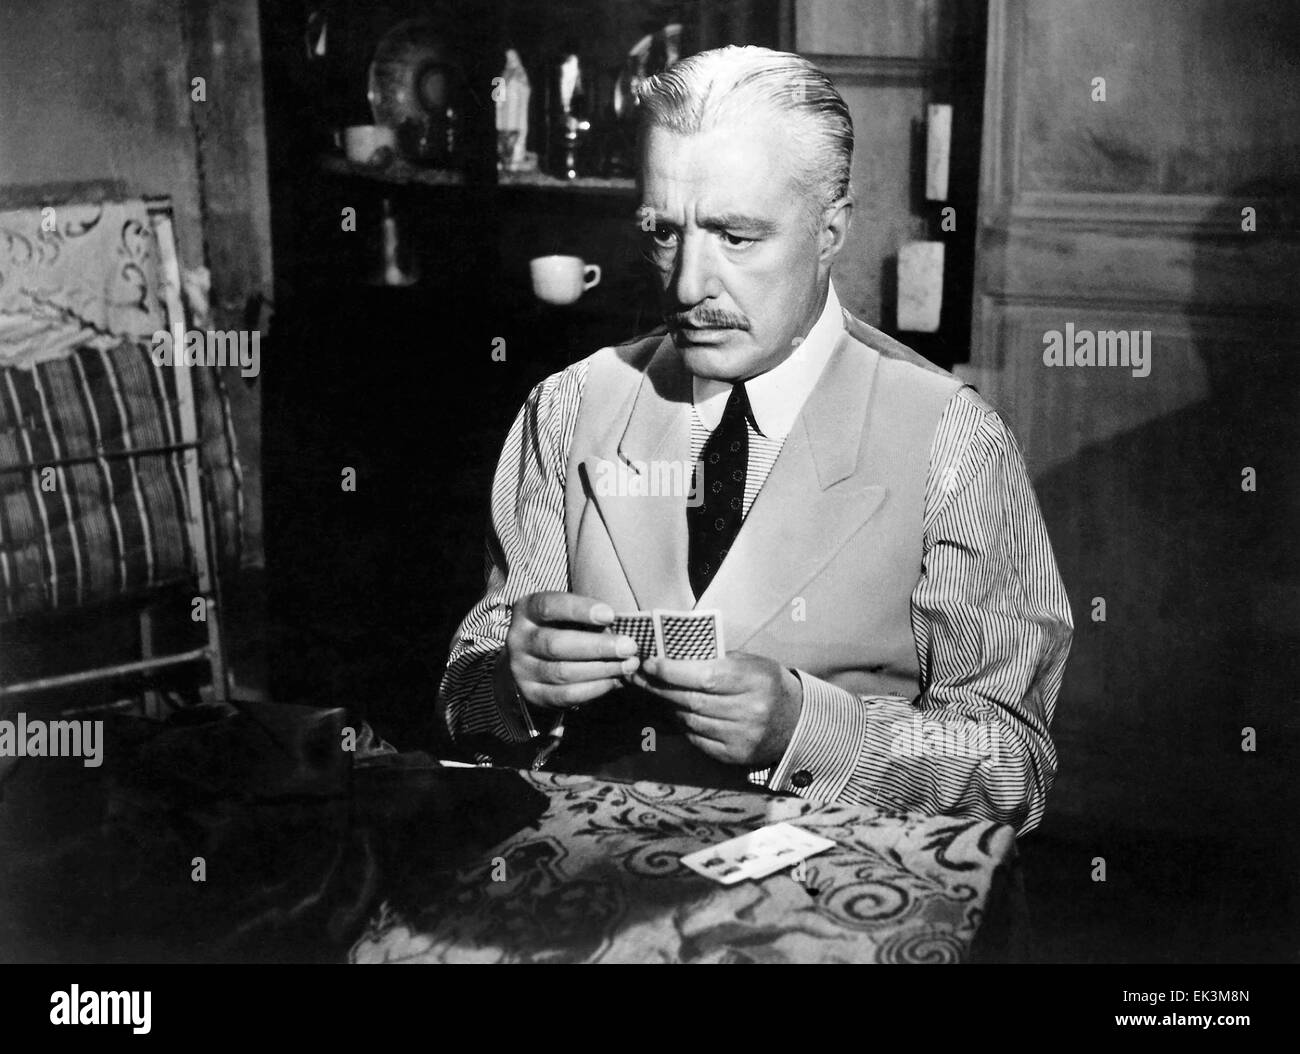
[
  {"left": 641, "top": 211, "right": 780, "bottom": 236},
  {"left": 702, "top": 213, "right": 779, "bottom": 235}
]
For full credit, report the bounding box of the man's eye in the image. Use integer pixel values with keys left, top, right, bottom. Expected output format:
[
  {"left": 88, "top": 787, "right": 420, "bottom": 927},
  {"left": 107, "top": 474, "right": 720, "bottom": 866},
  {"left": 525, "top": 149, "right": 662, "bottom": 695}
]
[
  {"left": 649, "top": 228, "right": 678, "bottom": 247},
  {"left": 722, "top": 232, "right": 755, "bottom": 248}
]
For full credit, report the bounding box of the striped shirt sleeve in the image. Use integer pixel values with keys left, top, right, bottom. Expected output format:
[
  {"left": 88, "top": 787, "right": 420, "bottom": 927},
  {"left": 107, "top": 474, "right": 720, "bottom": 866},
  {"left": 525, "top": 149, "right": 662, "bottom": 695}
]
[
  {"left": 767, "top": 387, "right": 1074, "bottom": 834},
  {"left": 438, "top": 359, "right": 588, "bottom": 760}
]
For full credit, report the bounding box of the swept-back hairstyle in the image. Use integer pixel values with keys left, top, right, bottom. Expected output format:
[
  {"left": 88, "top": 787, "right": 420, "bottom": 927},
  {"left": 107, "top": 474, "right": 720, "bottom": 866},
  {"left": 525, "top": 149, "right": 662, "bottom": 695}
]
[{"left": 634, "top": 45, "right": 854, "bottom": 212}]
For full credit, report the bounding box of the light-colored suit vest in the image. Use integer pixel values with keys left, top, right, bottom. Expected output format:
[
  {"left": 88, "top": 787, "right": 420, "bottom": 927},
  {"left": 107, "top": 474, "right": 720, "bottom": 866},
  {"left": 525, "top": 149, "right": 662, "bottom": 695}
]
[{"left": 564, "top": 312, "right": 965, "bottom": 701}]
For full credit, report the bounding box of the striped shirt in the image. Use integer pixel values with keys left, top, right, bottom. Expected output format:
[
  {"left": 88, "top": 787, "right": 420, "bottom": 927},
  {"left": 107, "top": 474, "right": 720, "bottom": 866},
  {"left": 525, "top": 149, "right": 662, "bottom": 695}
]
[{"left": 442, "top": 321, "right": 1073, "bottom": 836}]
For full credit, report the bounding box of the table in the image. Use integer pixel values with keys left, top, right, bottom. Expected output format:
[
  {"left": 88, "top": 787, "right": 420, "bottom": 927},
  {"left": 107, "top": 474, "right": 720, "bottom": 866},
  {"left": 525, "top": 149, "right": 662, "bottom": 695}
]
[{"left": 351, "top": 771, "right": 1020, "bottom": 964}]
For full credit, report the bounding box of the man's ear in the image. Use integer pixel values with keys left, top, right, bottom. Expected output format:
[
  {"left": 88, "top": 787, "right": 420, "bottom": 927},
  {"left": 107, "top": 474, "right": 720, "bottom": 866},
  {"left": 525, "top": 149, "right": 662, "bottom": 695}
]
[{"left": 819, "top": 196, "right": 853, "bottom": 262}]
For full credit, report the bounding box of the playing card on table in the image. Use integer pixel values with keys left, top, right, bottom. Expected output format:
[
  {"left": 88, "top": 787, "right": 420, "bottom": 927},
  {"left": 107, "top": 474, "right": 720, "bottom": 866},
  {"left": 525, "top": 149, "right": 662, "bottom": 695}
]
[
  {"left": 610, "top": 611, "right": 658, "bottom": 659},
  {"left": 653, "top": 609, "right": 725, "bottom": 660},
  {"left": 681, "top": 823, "right": 835, "bottom": 885}
]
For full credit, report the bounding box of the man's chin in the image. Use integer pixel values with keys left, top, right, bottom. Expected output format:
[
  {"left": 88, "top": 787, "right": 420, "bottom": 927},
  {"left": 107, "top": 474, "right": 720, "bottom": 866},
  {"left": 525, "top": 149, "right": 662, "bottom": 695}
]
[
  {"left": 675, "top": 331, "right": 747, "bottom": 378},
  {"left": 679, "top": 347, "right": 737, "bottom": 379}
]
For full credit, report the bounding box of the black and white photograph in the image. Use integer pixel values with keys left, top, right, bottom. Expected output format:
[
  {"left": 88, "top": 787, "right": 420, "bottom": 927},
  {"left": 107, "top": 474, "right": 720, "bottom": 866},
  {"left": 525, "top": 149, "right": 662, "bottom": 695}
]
[{"left": 0, "top": 0, "right": 1294, "bottom": 1022}]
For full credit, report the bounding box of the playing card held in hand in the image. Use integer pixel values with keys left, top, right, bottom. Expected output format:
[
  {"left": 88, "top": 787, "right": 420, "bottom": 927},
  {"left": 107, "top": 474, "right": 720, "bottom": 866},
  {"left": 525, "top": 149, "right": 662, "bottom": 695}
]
[
  {"left": 654, "top": 609, "right": 725, "bottom": 660},
  {"left": 608, "top": 609, "right": 726, "bottom": 660}
]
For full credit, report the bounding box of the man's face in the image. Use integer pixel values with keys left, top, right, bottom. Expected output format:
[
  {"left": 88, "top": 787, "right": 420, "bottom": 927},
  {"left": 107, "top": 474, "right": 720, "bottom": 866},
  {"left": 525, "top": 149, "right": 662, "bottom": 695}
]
[{"left": 640, "top": 120, "right": 834, "bottom": 381}]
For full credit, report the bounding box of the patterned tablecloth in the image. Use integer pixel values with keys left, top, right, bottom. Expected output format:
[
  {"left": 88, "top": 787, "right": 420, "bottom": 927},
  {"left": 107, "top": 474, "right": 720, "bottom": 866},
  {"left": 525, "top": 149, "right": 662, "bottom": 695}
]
[{"left": 351, "top": 771, "right": 1019, "bottom": 964}]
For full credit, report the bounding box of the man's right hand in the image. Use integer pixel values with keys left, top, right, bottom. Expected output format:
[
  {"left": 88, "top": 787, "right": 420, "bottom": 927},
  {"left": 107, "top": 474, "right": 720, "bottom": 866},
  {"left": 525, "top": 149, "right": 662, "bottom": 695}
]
[{"left": 505, "top": 592, "right": 640, "bottom": 710}]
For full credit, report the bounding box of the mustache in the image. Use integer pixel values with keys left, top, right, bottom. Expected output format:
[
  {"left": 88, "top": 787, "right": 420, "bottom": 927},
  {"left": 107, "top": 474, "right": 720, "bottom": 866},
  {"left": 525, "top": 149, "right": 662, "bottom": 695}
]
[{"left": 664, "top": 308, "right": 751, "bottom": 330}]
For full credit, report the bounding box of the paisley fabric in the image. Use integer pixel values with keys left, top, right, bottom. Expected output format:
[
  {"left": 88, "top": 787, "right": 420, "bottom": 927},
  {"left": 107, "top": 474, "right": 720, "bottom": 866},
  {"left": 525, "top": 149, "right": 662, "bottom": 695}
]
[
  {"left": 351, "top": 771, "right": 1017, "bottom": 964},
  {"left": 0, "top": 201, "right": 168, "bottom": 370}
]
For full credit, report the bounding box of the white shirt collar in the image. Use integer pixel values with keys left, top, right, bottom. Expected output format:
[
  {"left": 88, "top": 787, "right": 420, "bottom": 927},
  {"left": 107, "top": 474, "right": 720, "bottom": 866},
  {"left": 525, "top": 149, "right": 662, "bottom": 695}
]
[{"left": 692, "top": 279, "right": 843, "bottom": 439}]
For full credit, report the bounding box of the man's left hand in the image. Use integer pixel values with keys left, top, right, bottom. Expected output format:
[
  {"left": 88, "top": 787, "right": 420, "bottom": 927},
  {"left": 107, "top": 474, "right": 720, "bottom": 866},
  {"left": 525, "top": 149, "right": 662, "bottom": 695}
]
[{"left": 629, "top": 653, "right": 803, "bottom": 768}]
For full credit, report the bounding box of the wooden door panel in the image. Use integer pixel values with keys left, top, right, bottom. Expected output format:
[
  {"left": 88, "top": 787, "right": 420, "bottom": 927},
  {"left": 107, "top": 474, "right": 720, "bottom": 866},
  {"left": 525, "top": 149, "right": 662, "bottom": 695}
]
[{"left": 972, "top": 0, "right": 1300, "bottom": 837}]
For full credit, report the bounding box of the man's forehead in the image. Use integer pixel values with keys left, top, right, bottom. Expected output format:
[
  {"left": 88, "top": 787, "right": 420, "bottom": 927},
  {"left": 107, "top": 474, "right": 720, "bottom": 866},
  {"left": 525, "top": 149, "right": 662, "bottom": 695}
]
[{"left": 641, "top": 123, "right": 801, "bottom": 218}]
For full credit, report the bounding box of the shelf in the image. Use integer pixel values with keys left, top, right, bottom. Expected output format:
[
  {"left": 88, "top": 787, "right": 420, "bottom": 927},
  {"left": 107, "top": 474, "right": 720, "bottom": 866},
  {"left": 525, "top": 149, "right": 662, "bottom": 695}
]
[
  {"left": 498, "top": 171, "right": 636, "bottom": 197},
  {"left": 318, "top": 155, "right": 636, "bottom": 198},
  {"left": 319, "top": 155, "right": 466, "bottom": 188}
]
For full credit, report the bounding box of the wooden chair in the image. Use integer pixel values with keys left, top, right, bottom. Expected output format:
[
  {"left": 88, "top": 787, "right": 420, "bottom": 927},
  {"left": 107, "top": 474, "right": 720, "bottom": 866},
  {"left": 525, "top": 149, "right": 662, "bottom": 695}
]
[{"left": 0, "top": 195, "right": 232, "bottom": 709}]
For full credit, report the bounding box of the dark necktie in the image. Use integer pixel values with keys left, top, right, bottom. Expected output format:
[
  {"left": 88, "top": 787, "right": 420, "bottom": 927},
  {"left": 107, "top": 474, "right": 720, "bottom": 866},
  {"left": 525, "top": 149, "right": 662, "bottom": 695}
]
[{"left": 688, "top": 382, "right": 751, "bottom": 598}]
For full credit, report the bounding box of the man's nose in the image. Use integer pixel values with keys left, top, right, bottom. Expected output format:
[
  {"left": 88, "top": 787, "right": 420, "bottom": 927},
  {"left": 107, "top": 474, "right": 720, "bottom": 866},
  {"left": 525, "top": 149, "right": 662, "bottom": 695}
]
[{"left": 670, "top": 230, "right": 718, "bottom": 308}]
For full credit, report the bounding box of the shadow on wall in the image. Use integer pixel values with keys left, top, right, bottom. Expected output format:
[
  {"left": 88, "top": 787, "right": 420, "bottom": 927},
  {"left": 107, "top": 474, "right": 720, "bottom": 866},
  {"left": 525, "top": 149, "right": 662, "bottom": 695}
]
[{"left": 1033, "top": 181, "right": 1300, "bottom": 844}]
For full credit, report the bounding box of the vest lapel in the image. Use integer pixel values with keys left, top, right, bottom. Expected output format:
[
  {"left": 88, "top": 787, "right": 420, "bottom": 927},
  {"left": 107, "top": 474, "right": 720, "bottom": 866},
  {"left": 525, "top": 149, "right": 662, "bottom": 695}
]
[
  {"left": 578, "top": 330, "right": 890, "bottom": 626},
  {"left": 579, "top": 335, "right": 695, "bottom": 610},
  {"left": 697, "top": 333, "right": 888, "bottom": 649}
]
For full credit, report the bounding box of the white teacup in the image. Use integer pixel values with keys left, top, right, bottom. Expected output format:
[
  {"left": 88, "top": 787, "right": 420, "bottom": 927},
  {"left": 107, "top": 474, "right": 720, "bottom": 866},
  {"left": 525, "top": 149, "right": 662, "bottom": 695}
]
[
  {"left": 343, "top": 124, "right": 397, "bottom": 165},
  {"left": 530, "top": 255, "right": 601, "bottom": 305}
]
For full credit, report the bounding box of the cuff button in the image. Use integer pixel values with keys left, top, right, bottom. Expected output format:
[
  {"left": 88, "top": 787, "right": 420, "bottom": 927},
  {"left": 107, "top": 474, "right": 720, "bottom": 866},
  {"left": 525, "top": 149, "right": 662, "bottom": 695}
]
[{"left": 791, "top": 769, "right": 813, "bottom": 789}]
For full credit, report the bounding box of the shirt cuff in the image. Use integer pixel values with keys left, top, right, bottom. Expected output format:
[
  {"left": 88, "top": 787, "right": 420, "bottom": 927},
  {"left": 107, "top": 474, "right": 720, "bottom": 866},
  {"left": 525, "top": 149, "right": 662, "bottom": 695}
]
[{"left": 768, "top": 670, "right": 870, "bottom": 801}]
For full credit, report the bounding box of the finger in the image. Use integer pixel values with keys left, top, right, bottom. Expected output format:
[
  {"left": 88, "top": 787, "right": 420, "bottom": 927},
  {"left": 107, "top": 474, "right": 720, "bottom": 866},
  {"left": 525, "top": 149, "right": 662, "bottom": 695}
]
[
  {"left": 638, "top": 656, "right": 745, "bottom": 694},
  {"left": 530, "top": 626, "right": 640, "bottom": 662},
  {"left": 684, "top": 732, "right": 737, "bottom": 763},
  {"left": 628, "top": 674, "right": 726, "bottom": 716},
  {"left": 525, "top": 591, "right": 615, "bottom": 628},
  {"left": 523, "top": 656, "right": 639, "bottom": 686},
  {"left": 677, "top": 711, "right": 733, "bottom": 741},
  {"left": 528, "top": 677, "right": 624, "bottom": 709}
]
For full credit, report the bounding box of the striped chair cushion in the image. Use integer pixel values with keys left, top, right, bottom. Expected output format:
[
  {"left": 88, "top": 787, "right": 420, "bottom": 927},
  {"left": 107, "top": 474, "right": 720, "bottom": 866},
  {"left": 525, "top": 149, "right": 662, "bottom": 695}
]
[{"left": 0, "top": 339, "right": 242, "bottom": 618}]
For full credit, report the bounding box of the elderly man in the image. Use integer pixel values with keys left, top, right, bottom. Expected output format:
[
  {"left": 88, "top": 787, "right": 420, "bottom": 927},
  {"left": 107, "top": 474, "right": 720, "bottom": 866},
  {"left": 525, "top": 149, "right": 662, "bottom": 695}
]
[{"left": 440, "top": 46, "right": 1072, "bottom": 835}]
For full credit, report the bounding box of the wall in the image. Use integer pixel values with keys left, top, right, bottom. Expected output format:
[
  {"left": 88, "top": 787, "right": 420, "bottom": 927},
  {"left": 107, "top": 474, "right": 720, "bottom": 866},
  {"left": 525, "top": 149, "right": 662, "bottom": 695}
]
[{"left": 972, "top": 0, "right": 1299, "bottom": 841}]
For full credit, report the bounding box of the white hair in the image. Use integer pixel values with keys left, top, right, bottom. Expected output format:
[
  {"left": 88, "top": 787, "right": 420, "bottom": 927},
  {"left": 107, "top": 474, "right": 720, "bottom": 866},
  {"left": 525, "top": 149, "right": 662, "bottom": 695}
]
[{"left": 634, "top": 45, "right": 854, "bottom": 212}]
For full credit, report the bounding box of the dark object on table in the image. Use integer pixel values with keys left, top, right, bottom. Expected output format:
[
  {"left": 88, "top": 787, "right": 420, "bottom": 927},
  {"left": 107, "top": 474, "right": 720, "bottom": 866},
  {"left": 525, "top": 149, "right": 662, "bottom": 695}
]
[
  {"left": 352, "top": 762, "right": 549, "bottom": 914},
  {"left": 0, "top": 702, "right": 546, "bottom": 962}
]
